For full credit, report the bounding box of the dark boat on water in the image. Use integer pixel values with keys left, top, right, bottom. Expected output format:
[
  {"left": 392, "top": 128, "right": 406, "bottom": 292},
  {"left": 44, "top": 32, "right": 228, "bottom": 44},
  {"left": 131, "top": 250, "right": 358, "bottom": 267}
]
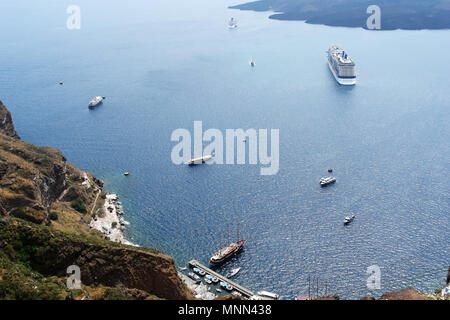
[
  {"left": 187, "top": 272, "right": 201, "bottom": 284},
  {"left": 210, "top": 224, "right": 247, "bottom": 266},
  {"left": 344, "top": 213, "right": 355, "bottom": 225},
  {"left": 210, "top": 240, "right": 245, "bottom": 266}
]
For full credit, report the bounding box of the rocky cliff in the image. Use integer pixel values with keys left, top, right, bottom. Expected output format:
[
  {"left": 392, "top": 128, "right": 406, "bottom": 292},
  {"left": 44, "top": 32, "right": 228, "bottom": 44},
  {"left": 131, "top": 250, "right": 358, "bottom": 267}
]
[
  {"left": 0, "top": 218, "right": 191, "bottom": 300},
  {"left": 0, "top": 102, "right": 192, "bottom": 300},
  {"left": 0, "top": 101, "right": 19, "bottom": 139},
  {"left": 0, "top": 131, "right": 101, "bottom": 225}
]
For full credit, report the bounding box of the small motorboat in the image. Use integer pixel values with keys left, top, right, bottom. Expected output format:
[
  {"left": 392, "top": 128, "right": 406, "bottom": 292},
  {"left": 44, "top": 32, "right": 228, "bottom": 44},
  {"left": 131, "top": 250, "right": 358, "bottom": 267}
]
[
  {"left": 88, "top": 96, "right": 105, "bottom": 108},
  {"left": 220, "top": 281, "right": 233, "bottom": 291},
  {"left": 193, "top": 267, "right": 206, "bottom": 276},
  {"left": 187, "top": 272, "right": 201, "bottom": 284},
  {"left": 205, "top": 274, "right": 219, "bottom": 283},
  {"left": 205, "top": 278, "right": 212, "bottom": 284},
  {"left": 226, "top": 267, "right": 241, "bottom": 278},
  {"left": 328, "top": 168, "right": 333, "bottom": 173},
  {"left": 249, "top": 60, "right": 255, "bottom": 67},
  {"left": 124, "top": 172, "right": 130, "bottom": 176},
  {"left": 320, "top": 176, "right": 337, "bottom": 187},
  {"left": 344, "top": 213, "right": 355, "bottom": 225},
  {"left": 257, "top": 291, "right": 279, "bottom": 300},
  {"left": 216, "top": 289, "right": 222, "bottom": 293},
  {"left": 179, "top": 267, "right": 187, "bottom": 271}
]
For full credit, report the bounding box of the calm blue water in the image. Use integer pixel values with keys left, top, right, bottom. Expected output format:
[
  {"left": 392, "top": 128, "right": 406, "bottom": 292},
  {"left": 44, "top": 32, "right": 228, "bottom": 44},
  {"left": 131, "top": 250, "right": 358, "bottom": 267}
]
[{"left": 0, "top": 0, "right": 449, "bottom": 299}]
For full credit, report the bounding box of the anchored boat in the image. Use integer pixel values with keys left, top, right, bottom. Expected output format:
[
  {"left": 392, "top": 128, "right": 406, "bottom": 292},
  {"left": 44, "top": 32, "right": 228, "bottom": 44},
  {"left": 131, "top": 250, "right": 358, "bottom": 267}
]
[
  {"left": 344, "top": 213, "right": 355, "bottom": 225},
  {"left": 320, "top": 176, "right": 337, "bottom": 187},
  {"left": 193, "top": 267, "right": 206, "bottom": 276},
  {"left": 210, "top": 240, "right": 245, "bottom": 266},
  {"left": 226, "top": 267, "right": 241, "bottom": 278},
  {"left": 228, "top": 17, "right": 237, "bottom": 29},
  {"left": 187, "top": 272, "right": 201, "bottom": 284},
  {"left": 327, "top": 45, "right": 356, "bottom": 85},
  {"left": 205, "top": 274, "right": 219, "bottom": 283},
  {"left": 220, "top": 281, "right": 233, "bottom": 291},
  {"left": 186, "top": 154, "right": 213, "bottom": 165},
  {"left": 88, "top": 96, "right": 105, "bottom": 108},
  {"left": 257, "top": 291, "right": 279, "bottom": 300}
]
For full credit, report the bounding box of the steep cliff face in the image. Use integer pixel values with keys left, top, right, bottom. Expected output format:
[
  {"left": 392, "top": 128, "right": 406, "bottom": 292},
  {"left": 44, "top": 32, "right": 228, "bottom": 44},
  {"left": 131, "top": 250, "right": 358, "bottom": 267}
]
[
  {"left": 0, "top": 102, "right": 192, "bottom": 300},
  {"left": 379, "top": 288, "right": 430, "bottom": 300},
  {"left": 0, "top": 133, "right": 100, "bottom": 224},
  {"left": 0, "top": 107, "right": 104, "bottom": 225},
  {"left": 0, "top": 101, "right": 19, "bottom": 139},
  {"left": 0, "top": 218, "right": 192, "bottom": 300}
]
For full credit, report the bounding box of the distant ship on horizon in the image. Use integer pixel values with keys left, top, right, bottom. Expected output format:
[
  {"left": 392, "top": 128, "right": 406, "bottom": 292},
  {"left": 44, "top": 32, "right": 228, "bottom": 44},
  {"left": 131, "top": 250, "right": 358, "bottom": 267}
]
[
  {"left": 228, "top": 17, "right": 238, "bottom": 29},
  {"left": 327, "top": 45, "right": 356, "bottom": 85}
]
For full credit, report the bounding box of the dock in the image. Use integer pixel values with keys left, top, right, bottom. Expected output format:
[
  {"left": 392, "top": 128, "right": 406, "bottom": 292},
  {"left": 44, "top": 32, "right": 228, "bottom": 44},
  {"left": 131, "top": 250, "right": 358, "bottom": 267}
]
[
  {"left": 186, "top": 154, "right": 213, "bottom": 165},
  {"left": 188, "top": 260, "right": 254, "bottom": 299}
]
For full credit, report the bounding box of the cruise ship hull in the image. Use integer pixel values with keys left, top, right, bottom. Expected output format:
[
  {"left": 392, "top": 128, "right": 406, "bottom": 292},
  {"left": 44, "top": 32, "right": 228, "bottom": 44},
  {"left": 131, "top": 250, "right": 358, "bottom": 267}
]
[{"left": 327, "top": 59, "right": 356, "bottom": 86}]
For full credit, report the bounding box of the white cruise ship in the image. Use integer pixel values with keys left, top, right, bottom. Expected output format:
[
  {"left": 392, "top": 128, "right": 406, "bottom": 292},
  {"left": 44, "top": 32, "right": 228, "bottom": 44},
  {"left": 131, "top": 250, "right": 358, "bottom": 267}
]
[{"left": 327, "top": 46, "right": 356, "bottom": 85}]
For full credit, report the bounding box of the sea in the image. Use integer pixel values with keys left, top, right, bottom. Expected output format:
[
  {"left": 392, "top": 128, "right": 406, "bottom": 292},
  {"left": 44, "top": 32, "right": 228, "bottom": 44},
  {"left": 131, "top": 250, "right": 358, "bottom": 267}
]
[{"left": 0, "top": 0, "right": 448, "bottom": 299}]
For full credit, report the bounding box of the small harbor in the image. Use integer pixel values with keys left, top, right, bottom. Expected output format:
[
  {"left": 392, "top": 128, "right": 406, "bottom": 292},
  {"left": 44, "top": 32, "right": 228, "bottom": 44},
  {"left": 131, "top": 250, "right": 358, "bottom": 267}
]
[
  {"left": 186, "top": 260, "right": 255, "bottom": 299},
  {"left": 89, "top": 193, "right": 134, "bottom": 245}
]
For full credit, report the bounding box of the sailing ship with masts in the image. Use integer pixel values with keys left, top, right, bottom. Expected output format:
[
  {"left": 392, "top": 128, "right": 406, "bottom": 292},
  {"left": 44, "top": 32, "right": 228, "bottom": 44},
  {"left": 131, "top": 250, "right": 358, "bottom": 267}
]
[{"left": 210, "top": 225, "right": 246, "bottom": 266}]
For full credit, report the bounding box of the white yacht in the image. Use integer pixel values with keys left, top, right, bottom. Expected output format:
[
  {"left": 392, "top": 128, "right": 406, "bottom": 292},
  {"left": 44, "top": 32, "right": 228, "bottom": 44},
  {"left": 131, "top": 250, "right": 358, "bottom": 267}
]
[
  {"left": 228, "top": 17, "right": 237, "bottom": 29},
  {"left": 320, "top": 176, "right": 337, "bottom": 187},
  {"left": 88, "top": 96, "right": 105, "bottom": 108},
  {"left": 344, "top": 213, "right": 355, "bottom": 225},
  {"left": 257, "top": 291, "right": 279, "bottom": 300},
  {"left": 226, "top": 267, "right": 241, "bottom": 278}
]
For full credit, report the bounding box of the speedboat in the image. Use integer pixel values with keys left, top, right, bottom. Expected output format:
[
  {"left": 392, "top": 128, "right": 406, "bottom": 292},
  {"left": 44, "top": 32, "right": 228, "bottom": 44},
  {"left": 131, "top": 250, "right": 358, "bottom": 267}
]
[
  {"left": 344, "top": 213, "right": 355, "bottom": 225},
  {"left": 88, "top": 96, "right": 105, "bottom": 108},
  {"left": 220, "top": 281, "right": 233, "bottom": 291},
  {"left": 226, "top": 267, "right": 241, "bottom": 278},
  {"left": 205, "top": 274, "right": 219, "bottom": 283},
  {"left": 320, "top": 176, "right": 336, "bottom": 187},
  {"left": 193, "top": 267, "right": 206, "bottom": 276},
  {"left": 187, "top": 272, "right": 201, "bottom": 284},
  {"left": 257, "top": 291, "right": 279, "bottom": 300}
]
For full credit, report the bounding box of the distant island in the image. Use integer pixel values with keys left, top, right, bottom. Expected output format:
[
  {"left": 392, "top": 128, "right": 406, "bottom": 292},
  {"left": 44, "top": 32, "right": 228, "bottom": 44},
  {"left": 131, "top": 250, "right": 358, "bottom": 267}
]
[{"left": 230, "top": 0, "right": 450, "bottom": 30}]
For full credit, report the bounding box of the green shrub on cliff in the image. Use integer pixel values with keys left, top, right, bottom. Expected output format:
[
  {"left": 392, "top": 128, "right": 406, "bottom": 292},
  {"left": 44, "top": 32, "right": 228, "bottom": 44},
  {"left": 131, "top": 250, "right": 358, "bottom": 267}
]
[
  {"left": 70, "top": 198, "right": 87, "bottom": 214},
  {"left": 49, "top": 212, "right": 58, "bottom": 221}
]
